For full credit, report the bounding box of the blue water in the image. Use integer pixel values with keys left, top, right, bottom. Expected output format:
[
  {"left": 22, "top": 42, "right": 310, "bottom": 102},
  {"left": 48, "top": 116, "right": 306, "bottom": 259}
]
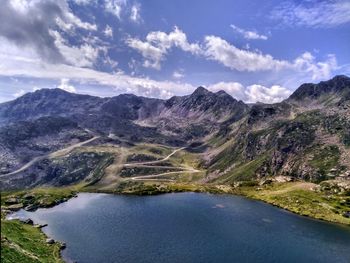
[{"left": 11, "top": 193, "right": 350, "bottom": 263}]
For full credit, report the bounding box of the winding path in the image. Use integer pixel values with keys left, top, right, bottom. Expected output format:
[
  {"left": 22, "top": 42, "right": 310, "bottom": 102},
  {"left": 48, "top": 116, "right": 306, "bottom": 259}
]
[
  {"left": 0, "top": 136, "right": 100, "bottom": 178},
  {"left": 124, "top": 147, "right": 186, "bottom": 167},
  {"left": 123, "top": 147, "right": 201, "bottom": 181}
]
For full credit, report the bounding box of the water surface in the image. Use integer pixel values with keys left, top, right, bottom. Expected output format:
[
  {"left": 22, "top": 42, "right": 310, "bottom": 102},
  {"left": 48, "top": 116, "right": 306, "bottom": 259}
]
[{"left": 11, "top": 193, "right": 350, "bottom": 263}]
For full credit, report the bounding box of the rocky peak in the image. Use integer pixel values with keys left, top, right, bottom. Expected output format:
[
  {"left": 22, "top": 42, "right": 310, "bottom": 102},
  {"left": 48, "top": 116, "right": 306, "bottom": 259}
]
[
  {"left": 192, "top": 86, "right": 211, "bottom": 96},
  {"left": 289, "top": 75, "right": 350, "bottom": 101}
]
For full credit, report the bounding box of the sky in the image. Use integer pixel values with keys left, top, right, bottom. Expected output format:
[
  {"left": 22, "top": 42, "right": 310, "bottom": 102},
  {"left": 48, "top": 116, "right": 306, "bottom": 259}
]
[{"left": 0, "top": 0, "right": 349, "bottom": 103}]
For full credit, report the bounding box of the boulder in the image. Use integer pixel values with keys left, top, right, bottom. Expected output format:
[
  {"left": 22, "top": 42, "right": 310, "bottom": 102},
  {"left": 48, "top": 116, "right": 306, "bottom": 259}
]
[
  {"left": 23, "top": 219, "right": 34, "bottom": 225},
  {"left": 34, "top": 223, "right": 48, "bottom": 228},
  {"left": 24, "top": 204, "right": 38, "bottom": 211},
  {"left": 23, "top": 194, "right": 35, "bottom": 200},
  {"left": 260, "top": 179, "right": 274, "bottom": 185},
  {"left": 342, "top": 211, "right": 350, "bottom": 218},
  {"left": 5, "top": 197, "right": 19, "bottom": 205},
  {"left": 46, "top": 238, "right": 55, "bottom": 244},
  {"left": 7, "top": 203, "right": 24, "bottom": 211}
]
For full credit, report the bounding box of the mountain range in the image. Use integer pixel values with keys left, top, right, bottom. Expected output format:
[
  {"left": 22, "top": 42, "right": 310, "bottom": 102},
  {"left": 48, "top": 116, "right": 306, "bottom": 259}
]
[{"left": 0, "top": 75, "right": 349, "bottom": 190}]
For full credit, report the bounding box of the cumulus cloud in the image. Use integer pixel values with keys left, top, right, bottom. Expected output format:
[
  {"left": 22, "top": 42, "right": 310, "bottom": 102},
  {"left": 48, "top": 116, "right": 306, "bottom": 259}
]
[
  {"left": 127, "top": 27, "right": 338, "bottom": 79},
  {"left": 245, "top": 84, "right": 292, "bottom": 103},
  {"left": 0, "top": 0, "right": 97, "bottom": 64},
  {"left": 272, "top": 0, "right": 350, "bottom": 28},
  {"left": 105, "top": 0, "right": 126, "bottom": 20},
  {"left": 13, "top": 89, "right": 26, "bottom": 98},
  {"left": 202, "top": 35, "right": 338, "bottom": 79},
  {"left": 126, "top": 26, "right": 201, "bottom": 69},
  {"left": 57, "top": 78, "right": 76, "bottom": 93},
  {"left": 72, "top": 0, "right": 96, "bottom": 5},
  {"left": 104, "top": 25, "right": 113, "bottom": 38},
  {"left": 0, "top": 39, "right": 194, "bottom": 99},
  {"left": 293, "top": 52, "right": 337, "bottom": 80},
  {"left": 208, "top": 82, "right": 291, "bottom": 103},
  {"left": 50, "top": 30, "right": 101, "bottom": 67},
  {"left": 130, "top": 3, "right": 141, "bottom": 23},
  {"left": 203, "top": 35, "right": 288, "bottom": 71},
  {"left": 230, "top": 24, "right": 268, "bottom": 40},
  {"left": 173, "top": 71, "right": 184, "bottom": 79}
]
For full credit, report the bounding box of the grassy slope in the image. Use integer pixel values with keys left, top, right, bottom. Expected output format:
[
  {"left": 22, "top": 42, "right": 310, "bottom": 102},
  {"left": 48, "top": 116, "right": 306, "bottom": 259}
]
[
  {"left": 1, "top": 220, "right": 63, "bottom": 263},
  {"left": 235, "top": 182, "right": 350, "bottom": 225},
  {"left": 1, "top": 187, "right": 78, "bottom": 263},
  {"left": 1, "top": 141, "right": 349, "bottom": 262}
]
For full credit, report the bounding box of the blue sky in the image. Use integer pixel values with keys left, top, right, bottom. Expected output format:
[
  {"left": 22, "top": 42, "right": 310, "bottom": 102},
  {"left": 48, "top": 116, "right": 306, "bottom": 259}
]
[{"left": 0, "top": 0, "right": 349, "bottom": 103}]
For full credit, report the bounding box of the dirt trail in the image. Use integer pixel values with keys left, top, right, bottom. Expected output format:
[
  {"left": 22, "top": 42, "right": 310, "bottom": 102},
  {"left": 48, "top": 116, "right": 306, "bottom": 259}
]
[
  {"left": 124, "top": 147, "right": 186, "bottom": 167},
  {"left": 98, "top": 147, "right": 200, "bottom": 186},
  {"left": 130, "top": 169, "right": 200, "bottom": 181},
  {"left": 123, "top": 147, "right": 202, "bottom": 181},
  {"left": 269, "top": 182, "right": 317, "bottom": 195},
  {"left": 0, "top": 136, "right": 100, "bottom": 178}
]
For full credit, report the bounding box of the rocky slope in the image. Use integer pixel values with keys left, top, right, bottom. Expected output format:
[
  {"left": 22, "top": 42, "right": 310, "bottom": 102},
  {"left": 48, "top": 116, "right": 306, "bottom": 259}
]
[
  {"left": 0, "top": 75, "right": 349, "bottom": 190},
  {"left": 205, "top": 75, "right": 350, "bottom": 184}
]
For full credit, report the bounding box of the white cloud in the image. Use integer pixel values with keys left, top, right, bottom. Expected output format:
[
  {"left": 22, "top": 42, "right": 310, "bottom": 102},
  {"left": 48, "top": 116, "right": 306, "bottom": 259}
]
[
  {"left": 173, "top": 71, "right": 184, "bottom": 79},
  {"left": 293, "top": 52, "right": 337, "bottom": 80},
  {"left": 50, "top": 31, "right": 100, "bottom": 67},
  {"left": 203, "top": 35, "right": 288, "bottom": 71},
  {"left": 245, "top": 84, "right": 292, "bottom": 103},
  {"left": 208, "top": 82, "right": 291, "bottom": 103},
  {"left": 202, "top": 35, "right": 338, "bottom": 80},
  {"left": 0, "top": 39, "right": 194, "bottom": 99},
  {"left": 272, "top": 0, "right": 350, "bottom": 28},
  {"left": 104, "top": 25, "right": 113, "bottom": 38},
  {"left": 13, "top": 89, "right": 26, "bottom": 98},
  {"left": 230, "top": 24, "right": 268, "bottom": 40},
  {"left": 126, "top": 27, "right": 338, "bottom": 80},
  {"left": 105, "top": 0, "right": 126, "bottom": 20},
  {"left": 126, "top": 38, "right": 165, "bottom": 69},
  {"left": 208, "top": 82, "right": 246, "bottom": 100},
  {"left": 72, "top": 0, "right": 96, "bottom": 5},
  {"left": 56, "top": 9, "right": 97, "bottom": 32},
  {"left": 126, "top": 27, "right": 201, "bottom": 69},
  {"left": 130, "top": 3, "right": 141, "bottom": 23},
  {"left": 57, "top": 78, "right": 76, "bottom": 93}
]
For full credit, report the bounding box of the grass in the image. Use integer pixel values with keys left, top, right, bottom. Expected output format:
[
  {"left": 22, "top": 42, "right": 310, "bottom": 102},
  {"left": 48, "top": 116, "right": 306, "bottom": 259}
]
[
  {"left": 215, "top": 155, "right": 267, "bottom": 183},
  {"left": 1, "top": 179, "right": 349, "bottom": 263},
  {"left": 237, "top": 182, "right": 350, "bottom": 225},
  {"left": 1, "top": 220, "right": 63, "bottom": 263},
  {"left": 1, "top": 187, "right": 80, "bottom": 263},
  {"left": 309, "top": 145, "right": 340, "bottom": 175},
  {"left": 1, "top": 186, "right": 78, "bottom": 214}
]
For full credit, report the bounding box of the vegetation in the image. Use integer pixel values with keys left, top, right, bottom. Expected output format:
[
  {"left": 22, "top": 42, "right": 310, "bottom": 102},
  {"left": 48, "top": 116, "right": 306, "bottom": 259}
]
[
  {"left": 236, "top": 182, "right": 350, "bottom": 225},
  {"left": 309, "top": 145, "right": 341, "bottom": 177},
  {"left": 1, "top": 220, "right": 63, "bottom": 263},
  {"left": 1, "top": 187, "right": 78, "bottom": 263}
]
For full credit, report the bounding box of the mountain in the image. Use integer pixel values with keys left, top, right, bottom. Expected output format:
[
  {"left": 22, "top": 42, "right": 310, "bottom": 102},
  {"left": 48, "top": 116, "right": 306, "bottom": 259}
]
[
  {"left": 289, "top": 75, "right": 350, "bottom": 101},
  {"left": 205, "top": 75, "right": 350, "bottom": 183},
  {"left": 0, "top": 75, "right": 349, "bottom": 190}
]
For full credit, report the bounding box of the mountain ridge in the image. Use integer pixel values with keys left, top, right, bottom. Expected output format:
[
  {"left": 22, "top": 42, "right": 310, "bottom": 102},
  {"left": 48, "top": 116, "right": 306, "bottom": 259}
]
[{"left": 0, "top": 75, "right": 349, "bottom": 191}]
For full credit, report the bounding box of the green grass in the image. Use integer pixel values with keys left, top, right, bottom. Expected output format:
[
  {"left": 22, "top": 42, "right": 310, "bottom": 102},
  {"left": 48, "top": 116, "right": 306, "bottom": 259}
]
[
  {"left": 215, "top": 155, "right": 267, "bottom": 183},
  {"left": 309, "top": 145, "right": 340, "bottom": 177},
  {"left": 1, "top": 220, "right": 63, "bottom": 263},
  {"left": 1, "top": 187, "right": 81, "bottom": 262},
  {"left": 238, "top": 182, "right": 350, "bottom": 225}
]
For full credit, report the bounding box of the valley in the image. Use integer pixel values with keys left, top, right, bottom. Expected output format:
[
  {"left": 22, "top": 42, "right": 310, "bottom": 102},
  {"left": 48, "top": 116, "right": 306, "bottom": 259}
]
[{"left": 1, "top": 76, "right": 350, "bottom": 262}]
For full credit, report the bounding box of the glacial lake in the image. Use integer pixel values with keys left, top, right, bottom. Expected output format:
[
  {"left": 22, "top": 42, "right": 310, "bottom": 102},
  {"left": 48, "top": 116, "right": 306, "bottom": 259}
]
[{"left": 10, "top": 193, "right": 350, "bottom": 263}]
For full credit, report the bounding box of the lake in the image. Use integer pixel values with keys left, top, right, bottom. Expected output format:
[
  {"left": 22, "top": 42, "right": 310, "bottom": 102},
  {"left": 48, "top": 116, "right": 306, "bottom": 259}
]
[{"left": 10, "top": 193, "right": 350, "bottom": 263}]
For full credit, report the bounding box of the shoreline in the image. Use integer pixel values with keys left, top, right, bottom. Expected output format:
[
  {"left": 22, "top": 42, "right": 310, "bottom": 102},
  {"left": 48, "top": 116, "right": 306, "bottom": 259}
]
[
  {"left": 1, "top": 182, "right": 349, "bottom": 262},
  {"left": 3, "top": 181, "right": 350, "bottom": 225}
]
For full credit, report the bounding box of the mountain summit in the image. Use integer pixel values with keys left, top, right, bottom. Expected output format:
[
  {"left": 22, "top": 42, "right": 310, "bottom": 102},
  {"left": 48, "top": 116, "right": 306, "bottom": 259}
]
[{"left": 289, "top": 75, "right": 350, "bottom": 101}]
